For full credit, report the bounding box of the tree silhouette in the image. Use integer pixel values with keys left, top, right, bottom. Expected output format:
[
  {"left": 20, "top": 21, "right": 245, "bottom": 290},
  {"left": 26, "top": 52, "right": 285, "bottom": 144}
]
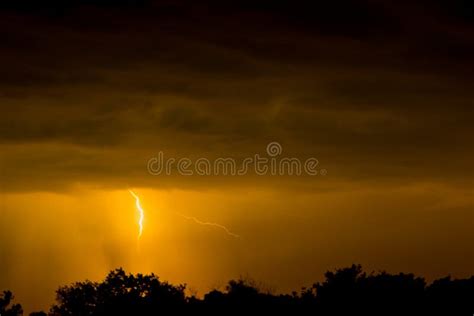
[
  {"left": 0, "top": 291, "right": 23, "bottom": 316},
  {"left": 50, "top": 268, "right": 186, "bottom": 316},
  {"left": 426, "top": 275, "right": 474, "bottom": 315},
  {"left": 2, "top": 264, "right": 471, "bottom": 315},
  {"left": 313, "top": 264, "right": 427, "bottom": 315}
]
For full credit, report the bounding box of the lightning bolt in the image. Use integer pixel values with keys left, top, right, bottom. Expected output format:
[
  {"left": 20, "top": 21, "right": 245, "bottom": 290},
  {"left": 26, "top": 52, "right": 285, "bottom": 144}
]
[
  {"left": 129, "top": 190, "right": 144, "bottom": 240},
  {"left": 176, "top": 213, "right": 240, "bottom": 238},
  {"left": 126, "top": 190, "right": 240, "bottom": 240}
]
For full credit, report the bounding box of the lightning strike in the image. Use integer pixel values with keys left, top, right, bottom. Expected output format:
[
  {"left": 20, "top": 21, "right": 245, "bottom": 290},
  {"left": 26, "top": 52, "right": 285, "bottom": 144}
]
[
  {"left": 129, "top": 190, "right": 144, "bottom": 240},
  {"left": 176, "top": 213, "right": 240, "bottom": 238},
  {"left": 126, "top": 191, "right": 239, "bottom": 240}
]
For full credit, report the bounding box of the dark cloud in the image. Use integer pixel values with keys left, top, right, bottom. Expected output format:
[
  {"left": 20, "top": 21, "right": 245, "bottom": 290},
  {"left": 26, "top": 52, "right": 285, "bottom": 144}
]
[{"left": 0, "top": 0, "right": 473, "bottom": 191}]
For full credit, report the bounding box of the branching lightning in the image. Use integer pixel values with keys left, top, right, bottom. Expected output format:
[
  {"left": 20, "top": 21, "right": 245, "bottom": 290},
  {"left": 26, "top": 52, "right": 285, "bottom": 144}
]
[
  {"left": 127, "top": 190, "right": 240, "bottom": 241},
  {"left": 176, "top": 213, "right": 240, "bottom": 238},
  {"left": 129, "top": 190, "right": 144, "bottom": 240}
]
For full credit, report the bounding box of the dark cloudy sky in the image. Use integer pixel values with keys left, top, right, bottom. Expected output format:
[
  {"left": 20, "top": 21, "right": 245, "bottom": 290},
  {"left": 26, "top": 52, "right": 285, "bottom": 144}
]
[{"left": 0, "top": 0, "right": 473, "bottom": 312}]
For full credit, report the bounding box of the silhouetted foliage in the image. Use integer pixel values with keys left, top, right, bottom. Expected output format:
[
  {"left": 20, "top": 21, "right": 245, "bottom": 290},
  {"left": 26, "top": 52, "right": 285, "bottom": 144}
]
[
  {"left": 426, "top": 275, "right": 474, "bottom": 315},
  {"left": 3, "top": 265, "right": 474, "bottom": 315},
  {"left": 313, "top": 264, "right": 427, "bottom": 315},
  {"left": 0, "top": 291, "right": 23, "bottom": 316},
  {"left": 50, "top": 268, "right": 186, "bottom": 316}
]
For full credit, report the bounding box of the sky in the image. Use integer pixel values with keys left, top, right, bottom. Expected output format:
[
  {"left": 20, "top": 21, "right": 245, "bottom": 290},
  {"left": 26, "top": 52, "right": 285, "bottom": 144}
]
[{"left": 0, "top": 0, "right": 473, "bottom": 312}]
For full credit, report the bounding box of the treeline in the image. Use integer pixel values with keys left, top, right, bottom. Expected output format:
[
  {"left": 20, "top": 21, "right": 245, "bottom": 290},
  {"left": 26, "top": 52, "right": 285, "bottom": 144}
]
[{"left": 2, "top": 264, "right": 474, "bottom": 315}]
